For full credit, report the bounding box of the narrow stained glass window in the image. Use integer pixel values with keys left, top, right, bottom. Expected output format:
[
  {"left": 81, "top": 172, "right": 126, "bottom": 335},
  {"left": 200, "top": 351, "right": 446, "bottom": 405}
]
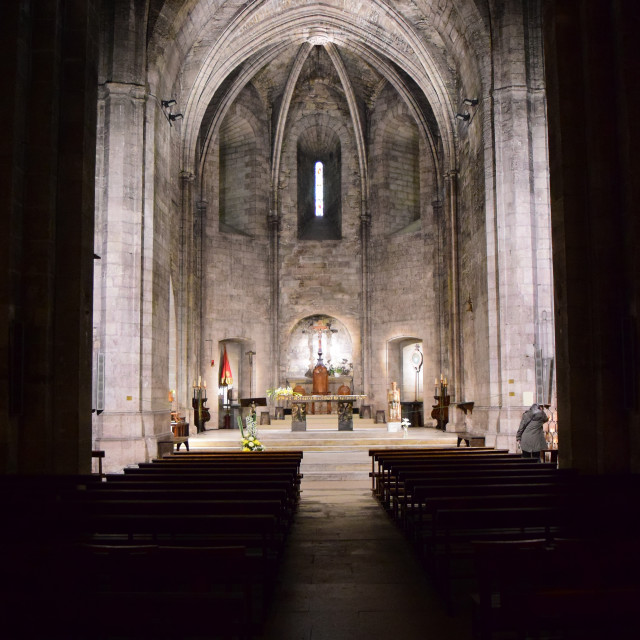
[{"left": 315, "top": 161, "right": 324, "bottom": 217}]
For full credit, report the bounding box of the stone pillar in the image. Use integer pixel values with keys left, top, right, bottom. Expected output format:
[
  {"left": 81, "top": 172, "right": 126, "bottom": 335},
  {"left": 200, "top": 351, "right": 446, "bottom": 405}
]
[
  {"left": 360, "top": 209, "right": 372, "bottom": 397},
  {"left": 474, "top": 2, "right": 551, "bottom": 450},
  {"left": 178, "top": 171, "right": 195, "bottom": 422},
  {"left": 93, "top": 80, "right": 151, "bottom": 470},
  {"left": 432, "top": 198, "right": 447, "bottom": 373},
  {"left": 195, "top": 199, "right": 207, "bottom": 374},
  {"left": 0, "top": 1, "right": 98, "bottom": 474},
  {"left": 445, "top": 171, "right": 462, "bottom": 403},
  {"left": 543, "top": 0, "right": 640, "bottom": 472},
  {"left": 269, "top": 209, "right": 280, "bottom": 388},
  {"left": 480, "top": 3, "right": 552, "bottom": 451}
]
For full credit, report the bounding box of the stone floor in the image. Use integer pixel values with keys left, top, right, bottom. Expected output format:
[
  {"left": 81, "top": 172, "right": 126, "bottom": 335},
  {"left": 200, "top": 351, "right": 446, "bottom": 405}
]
[
  {"left": 185, "top": 423, "right": 473, "bottom": 639},
  {"left": 258, "top": 480, "right": 473, "bottom": 640}
]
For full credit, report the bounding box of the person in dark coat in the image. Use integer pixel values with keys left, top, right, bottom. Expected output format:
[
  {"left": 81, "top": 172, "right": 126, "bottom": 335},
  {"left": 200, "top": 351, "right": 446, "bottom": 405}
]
[{"left": 516, "top": 404, "right": 549, "bottom": 459}]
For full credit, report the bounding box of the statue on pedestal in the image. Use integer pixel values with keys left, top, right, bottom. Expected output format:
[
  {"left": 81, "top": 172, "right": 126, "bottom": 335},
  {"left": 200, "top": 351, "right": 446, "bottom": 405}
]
[{"left": 388, "top": 381, "right": 401, "bottom": 421}]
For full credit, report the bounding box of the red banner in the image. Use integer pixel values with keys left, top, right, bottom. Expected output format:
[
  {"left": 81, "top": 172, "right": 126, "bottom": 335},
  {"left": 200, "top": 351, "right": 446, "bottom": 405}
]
[{"left": 219, "top": 345, "right": 233, "bottom": 386}]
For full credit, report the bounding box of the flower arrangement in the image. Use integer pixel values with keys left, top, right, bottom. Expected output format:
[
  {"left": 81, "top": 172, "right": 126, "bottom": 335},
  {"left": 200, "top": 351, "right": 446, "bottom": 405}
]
[
  {"left": 327, "top": 359, "right": 353, "bottom": 377},
  {"left": 237, "top": 415, "right": 265, "bottom": 452},
  {"left": 401, "top": 417, "right": 410, "bottom": 437},
  {"left": 266, "top": 386, "right": 301, "bottom": 399}
]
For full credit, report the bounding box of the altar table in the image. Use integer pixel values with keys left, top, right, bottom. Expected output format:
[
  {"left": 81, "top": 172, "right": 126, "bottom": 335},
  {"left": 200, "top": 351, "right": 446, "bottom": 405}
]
[{"left": 290, "top": 395, "right": 367, "bottom": 431}]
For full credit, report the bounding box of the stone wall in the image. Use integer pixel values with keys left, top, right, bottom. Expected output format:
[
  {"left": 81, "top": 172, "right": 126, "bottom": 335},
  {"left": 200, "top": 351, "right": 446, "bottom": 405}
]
[
  {"left": 368, "top": 83, "right": 439, "bottom": 412},
  {"left": 277, "top": 76, "right": 363, "bottom": 389},
  {"left": 200, "top": 85, "right": 271, "bottom": 425}
]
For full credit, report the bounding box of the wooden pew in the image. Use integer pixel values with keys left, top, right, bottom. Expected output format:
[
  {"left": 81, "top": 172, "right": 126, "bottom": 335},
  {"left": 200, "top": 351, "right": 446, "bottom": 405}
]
[
  {"left": 103, "top": 476, "right": 301, "bottom": 506},
  {"left": 363, "top": 454, "right": 571, "bottom": 611},
  {"left": 382, "top": 461, "right": 558, "bottom": 514},
  {"left": 405, "top": 481, "right": 571, "bottom": 534},
  {"left": 429, "top": 504, "right": 568, "bottom": 611},
  {"left": 53, "top": 543, "right": 253, "bottom": 640},
  {"left": 0, "top": 466, "right": 303, "bottom": 640},
  {"left": 370, "top": 450, "right": 518, "bottom": 498},
  {"left": 472, "top": 537, "right": 640, "bottom": 640},
  {"left": 369, "top": 448, "right": 510, "bottom": 492}
]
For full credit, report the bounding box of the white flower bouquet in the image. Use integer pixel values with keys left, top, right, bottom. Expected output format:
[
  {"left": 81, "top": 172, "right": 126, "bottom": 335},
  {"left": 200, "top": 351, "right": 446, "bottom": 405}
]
[{"left": 237, "top": 415, "right": 265, "bottom": 452}]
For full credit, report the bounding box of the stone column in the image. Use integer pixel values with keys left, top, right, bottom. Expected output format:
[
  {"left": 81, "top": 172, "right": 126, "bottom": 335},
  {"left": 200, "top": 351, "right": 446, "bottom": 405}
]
[
  {"left": 195, "top": 199, "right": 207, "bottom": 374},
  {"left": 179, "top": 172, "right": 196, "bottom": 427},
  {"left": 445, "top": 171, "right": 463, "bottom": 403},
  {"left": 0, "top": 1, "right": 98, "bottom": 474},
  {"left": 269, "top": 209, "right": 280, "bottom": 388},
  {"left": 543, "top": 0, "right": 640, "bottom": 472},
  {"left": 432, "top": 198, "right": 446, "bottom": 374},
  {"left": 360, "top": 209, "right": 372, "bottom": 397},
  {"left": 93, "top": 80, "right": 151, "bottom": 470},
  {"left": 485, "top": 2, "right": 551, "bottom": 451}
]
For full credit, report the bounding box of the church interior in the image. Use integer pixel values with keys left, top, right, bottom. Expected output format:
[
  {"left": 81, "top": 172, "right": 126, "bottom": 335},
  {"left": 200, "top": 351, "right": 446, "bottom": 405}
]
[{"left": 1, "top": 1, "right": 639, "bottom": 638}]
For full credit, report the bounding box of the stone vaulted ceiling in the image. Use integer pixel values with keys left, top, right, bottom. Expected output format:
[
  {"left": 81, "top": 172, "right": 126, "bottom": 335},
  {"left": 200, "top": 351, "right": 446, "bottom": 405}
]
[{"left": 144, "top": 0, "right": 490, "bottom": 176}]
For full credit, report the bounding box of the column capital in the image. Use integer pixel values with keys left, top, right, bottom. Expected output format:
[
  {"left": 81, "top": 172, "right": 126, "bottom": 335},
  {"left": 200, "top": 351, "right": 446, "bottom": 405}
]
[
  {"left": 268, "top": 212, "right": 281, "bottom": 233},
  {"left": 360, "top": 210, "right": 371, "bottom": 225},
  {"left": 100, "top": 81, "right": 147, "bottom": 101}
]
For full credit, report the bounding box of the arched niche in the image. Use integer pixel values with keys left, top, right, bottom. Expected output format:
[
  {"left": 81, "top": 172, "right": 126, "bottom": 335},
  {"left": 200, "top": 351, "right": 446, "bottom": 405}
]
[
  {"left": 217, "top": 338, "right": 257, "bottom": 427},
  {"left": 286, "top": 315, "right": 353, "bottom": 391},
  {"left": 386, "top": 337, "right": 424, "bottom": 403}
]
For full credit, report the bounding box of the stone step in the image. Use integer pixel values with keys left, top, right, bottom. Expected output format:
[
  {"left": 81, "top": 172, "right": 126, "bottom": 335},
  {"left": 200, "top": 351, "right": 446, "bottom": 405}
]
[
  {"left": 301, "top": 450, "right": 372, "bottom": 481},
  {"left": 187, "top": 425, "right": 459, "bottom": 481}
]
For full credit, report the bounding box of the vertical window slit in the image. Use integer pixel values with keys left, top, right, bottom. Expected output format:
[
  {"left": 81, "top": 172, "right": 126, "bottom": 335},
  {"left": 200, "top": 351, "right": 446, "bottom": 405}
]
[{"left": 315, "top": 161, "right": 324, "bottom": 217}]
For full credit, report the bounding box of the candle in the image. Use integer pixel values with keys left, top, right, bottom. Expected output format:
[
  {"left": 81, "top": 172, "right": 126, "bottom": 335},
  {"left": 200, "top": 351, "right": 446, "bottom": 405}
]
[
  {"left": 198, "top": 376, "right": 202, "bottom": 387},
  {"left": 203, "top": 380, "right": 207, "bottom": 389}
]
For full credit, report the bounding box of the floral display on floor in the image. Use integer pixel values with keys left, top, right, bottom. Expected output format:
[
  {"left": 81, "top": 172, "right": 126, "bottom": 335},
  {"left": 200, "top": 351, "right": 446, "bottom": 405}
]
[{"left": 237, "top": 414, "right": 265, "bottom": 452}]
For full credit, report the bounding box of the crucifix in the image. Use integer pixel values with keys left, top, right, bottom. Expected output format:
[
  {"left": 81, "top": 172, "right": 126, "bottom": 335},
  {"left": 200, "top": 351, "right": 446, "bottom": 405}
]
[{"left": 310, "top": 319, "right": 331, "bottom": 365}]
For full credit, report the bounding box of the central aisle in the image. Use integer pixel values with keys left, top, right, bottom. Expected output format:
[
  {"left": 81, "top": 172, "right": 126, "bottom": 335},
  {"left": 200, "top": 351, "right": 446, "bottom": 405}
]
[{"left": 259, "top": 481, "right": 473, "bottom": 640}]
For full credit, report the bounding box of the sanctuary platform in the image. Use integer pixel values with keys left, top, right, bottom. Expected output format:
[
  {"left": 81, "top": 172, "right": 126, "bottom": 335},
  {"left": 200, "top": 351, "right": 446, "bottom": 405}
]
[{"left": 185, "top": 416, "right": 459, "bottom": 483}]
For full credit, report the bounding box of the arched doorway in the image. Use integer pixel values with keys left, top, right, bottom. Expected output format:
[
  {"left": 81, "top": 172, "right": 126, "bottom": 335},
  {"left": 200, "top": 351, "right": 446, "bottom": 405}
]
[
  {"left": 387, "top": 337, "right": 426, "bottom": 427},
  {"left": 217, "top": 338, "right": 256, "bottom": 428}
]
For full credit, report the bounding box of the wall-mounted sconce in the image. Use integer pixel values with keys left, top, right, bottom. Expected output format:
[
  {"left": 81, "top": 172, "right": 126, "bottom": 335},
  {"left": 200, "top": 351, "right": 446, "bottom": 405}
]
[
  {"left": 462, "top": 98, "right": 478, "bottom": 106},
  {"left": 465, "top": 293, "right": 473, "bottom": 313},
  {"left": 161, "top": 98, "right": 182, "bottom": 125},
  {"left": 455, "top": 112, "right": 470, "bottom": 122}
]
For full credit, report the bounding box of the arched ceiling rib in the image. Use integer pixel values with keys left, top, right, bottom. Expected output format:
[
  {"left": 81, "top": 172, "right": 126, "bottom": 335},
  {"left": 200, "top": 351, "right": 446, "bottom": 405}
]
[
  {"left": 147, "top": 1, "right": 490, "bottom": 134},
  {"left": 324, "top": 43, "right": 368, "bottom": 206},
  {"left": 270, "top": 42, "right": 313, "bottom": 215},
  {"left": 180, "top": 2, "right": 459, "bottom": 173},
  {"left": 144, "top": 1, "right": 494, "bottom": 185},
  {"left": 196, "top": 41, "right": 293, "bottom": 177}
]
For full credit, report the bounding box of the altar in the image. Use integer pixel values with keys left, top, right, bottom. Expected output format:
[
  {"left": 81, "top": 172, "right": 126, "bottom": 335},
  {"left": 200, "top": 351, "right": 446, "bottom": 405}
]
[{"left": 291, "top": 395, "right": 366, "bottom": 431}]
